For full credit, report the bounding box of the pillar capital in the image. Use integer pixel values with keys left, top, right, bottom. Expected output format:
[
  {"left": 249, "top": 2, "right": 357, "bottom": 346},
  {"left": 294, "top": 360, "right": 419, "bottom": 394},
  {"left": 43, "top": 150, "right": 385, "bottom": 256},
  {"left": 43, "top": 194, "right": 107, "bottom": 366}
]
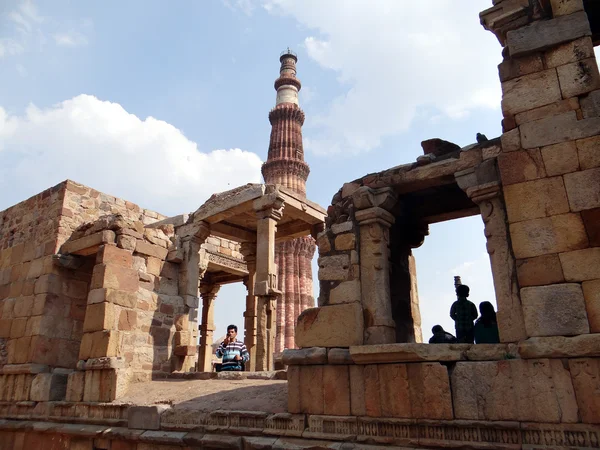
[
  {"left": 239, "top": 241, "right": 257, "bottom": 260},
  {"left": 352, "top": 186, "right": 397, "bottom": 212},
  {"left": 466, "top": 181, "right": 502, "bottom": 204},
  {"left": 253, "top": 189, "right": 285, "bottom": 221},
  {"left": 200, "top": 283, "right": 220, "bottom": 301},
  {"left": 479, "top": 0, "right": 550, "bottom": 46},
  {"left": 355, "top": 206, "right": 395, "bottom": 228},
  {"left": 179, "top": 221, "right": 211, "bottom": 244}
]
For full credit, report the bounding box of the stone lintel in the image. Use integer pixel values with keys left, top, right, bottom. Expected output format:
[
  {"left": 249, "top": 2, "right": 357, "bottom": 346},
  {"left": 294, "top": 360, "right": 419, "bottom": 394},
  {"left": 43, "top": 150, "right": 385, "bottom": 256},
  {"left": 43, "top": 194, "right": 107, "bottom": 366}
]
[
  {"left": 281, "top": 348, "right": 327, "bottom": 365},
  {"left": 349, "top": 343, "right": 518, "bottom": 364},
  {"left": 60, "top": 230, "right": 116, "bottom": 256},
  {"left": 518, "top": 334, "right": 600, "bottom": 359},
  {"left": 0, "top": 364, "right": 50, "bottom": 375},
  {"left": 145, "top": 214, "right": 189, "bottom": 229}
]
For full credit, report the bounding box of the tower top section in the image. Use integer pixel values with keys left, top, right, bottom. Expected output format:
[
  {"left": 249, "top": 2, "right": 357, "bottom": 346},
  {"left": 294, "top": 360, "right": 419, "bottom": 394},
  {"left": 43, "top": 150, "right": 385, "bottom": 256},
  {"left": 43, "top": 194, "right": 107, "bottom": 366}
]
[{"left": 275, "top": 48, "right": 301, "bottom": 106}]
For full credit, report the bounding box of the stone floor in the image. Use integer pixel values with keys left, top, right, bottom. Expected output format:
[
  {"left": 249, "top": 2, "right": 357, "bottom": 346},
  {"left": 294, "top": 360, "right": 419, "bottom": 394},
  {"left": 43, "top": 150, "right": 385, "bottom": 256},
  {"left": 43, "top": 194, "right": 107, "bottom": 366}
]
[{"left": 116, "top": 377, "right": 288, "bottom": 412}]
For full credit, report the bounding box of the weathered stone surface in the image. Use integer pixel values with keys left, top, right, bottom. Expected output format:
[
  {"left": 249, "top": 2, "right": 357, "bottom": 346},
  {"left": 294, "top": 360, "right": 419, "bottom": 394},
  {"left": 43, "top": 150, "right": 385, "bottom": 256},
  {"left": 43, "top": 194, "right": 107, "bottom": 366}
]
[
  {"left": 506, "top": 11, "right": 591, "bottom": 57},
  {"left": 452, "top": 359, "right": 578, "bottom": 422},
  {"left": 540, "top": 141, "right": 580, "bottom": 176},
  {"left": 348, "top": 364, "right": 365, "bottom": 417},
  {"left": 323, "top": 365, "right": 350, "bottom": 416},
  {"left": 128, "top": 405, "right": 169, "bottom": 430},
  {"left": 91, "top": 264, "right": 139, "bottom": 292},
  {"left": 557, "top": 57, "right": 600, "bottom": 99},
  {"left": 501, "top": 69, "right": 561, "bottom": 116},
  {"left": 331, "top": 221, "right": 353, "bottom": 234},
  {"left": 519, "top": 334, "right": 600, "bottom": 358},
  {"left": 582, "top": 208, "right": 600, "bottom": 247},
  {"left": 582, "top": 279, "right": 600, "bottom": 332},
  {"left": 421, "top": 138, "right": 460, "bottom": 156},
  {"left": 29, "top": 373, "right": 67, "bottom": 401},
  {"left": 498, "top": 53, "right": 544, "bottom": 82},
  {"left": 560, "top": 247, "right": 600, "bottom": 282},
  {"left": 563, "top": 167, "right": 600, "bottom": 212},
  {"left": 510, "top": 213, "right": 589, "bottom": 259},
  {"left": 504, "top": 177, "right": 569, "bottom": 223},
  {"left": 65, "top": 371, "right": 85, "bottom": 402},
  {"left": 317, "top": 255, "right": 350, "bottom": 281},
  {"left": 83, "top": 302, "right": 116, "bottom": 332},
  {"left": 550, "top": 0, "right": 584, "bottom": 17},
  {"left": 299, "top": 366, "right": 323, "bottom": 414},
  {"left": 577, "top": 135, "right": 600, "bottom": 169},
  {"left": 350, "top": 343, "right": 466, "bottom": 364},
  {"left": 327, "top": 348, "right": 352, "bottom": 365},
  {"left": 287, "top": 365, "right": 300, "bottom": 414},
  {"left": 135, "top": 240, "right": 168, "bottom": 259},
  {"left": 521, "top": 283, "right": 590, "bottom": 336},
  {"left": 97, "top": 244, "right": 132, "bottom": 267},
  {"left": 88, "top": 288, "right": 138, "bottom": 308},
  {"left": 515, "top": 97, "right": 580, "bottom": 126},
  {"left": 516, "top": 254, "right": 565, "bottom": 287},
  {"left": 500, "top": 127, "right": 521, "bottom": 152},
  {"left": 281, "top": 347, "right": 327, "bottom": 365},
  {"left": 568, "top": 358, "right": 600, "bottom": 424},
  {"left": 79, "top": 330, "right": 121, "bottom": 359},
  {"left": 334, "top": 233, "right": 355, "bottom": 251},
  {"left": 498, "top": 147, "right": 548, "bottom": 183},
  {"left": 61, "top": 230, "right": 116, "bottom": 256},
  {"left": 520, "top": 111, "right": 600, "bottom": 149},
  {"left": 0, "top": 363, "right": 48, "bottom": 374},
  {"left": 296, "top": 303, "right": 363, "bottom": 348},
  {"left": 329, "top": 280, "right": 361, "bottom": 305},
  {"left": 316, "top": 234, "right": 331, "bottom": 254}
]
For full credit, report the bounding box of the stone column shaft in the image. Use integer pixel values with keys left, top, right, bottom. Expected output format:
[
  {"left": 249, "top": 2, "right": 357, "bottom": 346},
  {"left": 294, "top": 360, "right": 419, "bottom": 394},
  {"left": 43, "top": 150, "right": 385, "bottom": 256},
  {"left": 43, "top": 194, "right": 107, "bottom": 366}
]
[
  {"left": 240, "top": 242, "right": 257, "bottom": 372},
  {"left": 356, "top": 206, "right": 396, "bottom": 344},
  {"left": 198, "top": 284, "right": 220, "bottom": 372}
]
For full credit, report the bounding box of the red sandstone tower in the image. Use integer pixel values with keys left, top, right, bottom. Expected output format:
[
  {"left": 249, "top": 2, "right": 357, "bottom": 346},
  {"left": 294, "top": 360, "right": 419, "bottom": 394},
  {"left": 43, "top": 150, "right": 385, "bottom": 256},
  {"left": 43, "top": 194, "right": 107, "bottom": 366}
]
[{"left": 262, "top": 50, "right": 316, "bottom": 352}]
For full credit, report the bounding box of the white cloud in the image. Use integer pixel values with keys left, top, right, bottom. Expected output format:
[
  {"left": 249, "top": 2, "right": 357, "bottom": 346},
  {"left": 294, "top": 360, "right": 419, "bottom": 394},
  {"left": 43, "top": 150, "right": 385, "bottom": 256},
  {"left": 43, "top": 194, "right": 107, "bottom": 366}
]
[
  {"left": 52, "top": 31, "right": 88, "bottom": 47},
  {"left": 222, "top": 0, "right": 256, "bottom": 16},
  {"left": 260, "top": 0, "right": 503, "bottom": 154},
  {"left": 0, "top": 95, "right": 264, "bottom": 216}
]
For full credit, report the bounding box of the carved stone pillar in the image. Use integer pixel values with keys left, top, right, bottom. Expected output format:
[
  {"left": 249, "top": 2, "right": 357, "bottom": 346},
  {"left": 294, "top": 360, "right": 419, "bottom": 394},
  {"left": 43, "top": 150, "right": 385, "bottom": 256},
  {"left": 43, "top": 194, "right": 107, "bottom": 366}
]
[
  {"left": 240, "top": 242, "right": 257, "bottom": 371},
  {"left": 198, "top": 284, "right": 220, "bottom": 372},
  {"left": 353, "top": 187, "right": 398, "bottom": 345},
  {"left": 178, "top": 221, "right": 211, "bottom": 309},
  {"left": 466, "top": 182, "right": 527, "bottom": 342},
  {"left": 253, "top": 193, "right": 284, "bottom": 371}
]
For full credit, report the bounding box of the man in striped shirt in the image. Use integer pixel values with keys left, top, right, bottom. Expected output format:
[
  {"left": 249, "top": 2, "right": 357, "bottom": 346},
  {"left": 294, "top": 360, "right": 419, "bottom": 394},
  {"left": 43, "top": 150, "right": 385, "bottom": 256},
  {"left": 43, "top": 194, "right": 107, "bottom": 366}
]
[{"left": 216, "top": 324, "right": 249, "bottom": 371}]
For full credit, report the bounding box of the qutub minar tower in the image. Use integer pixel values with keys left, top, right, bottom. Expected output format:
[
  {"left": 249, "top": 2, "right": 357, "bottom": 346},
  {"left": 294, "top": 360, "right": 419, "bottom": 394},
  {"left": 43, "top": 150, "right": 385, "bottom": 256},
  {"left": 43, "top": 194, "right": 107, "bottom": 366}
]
[{"left": 261, "top": 50, "right": 316, "bottom": 352}]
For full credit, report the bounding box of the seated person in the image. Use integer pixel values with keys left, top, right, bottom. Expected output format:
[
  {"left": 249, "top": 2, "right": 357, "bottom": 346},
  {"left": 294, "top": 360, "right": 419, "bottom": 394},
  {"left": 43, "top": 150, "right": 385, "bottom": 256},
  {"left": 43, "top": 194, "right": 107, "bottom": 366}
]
[
  {"left": 474, "top": 301, "right": 500, "bottom": 344},
  {"left": 429, "top": 325, "right": 457, "bottom": 344},
  {"left": 215, "top": 324, "right": 249, "bottom": 371}
]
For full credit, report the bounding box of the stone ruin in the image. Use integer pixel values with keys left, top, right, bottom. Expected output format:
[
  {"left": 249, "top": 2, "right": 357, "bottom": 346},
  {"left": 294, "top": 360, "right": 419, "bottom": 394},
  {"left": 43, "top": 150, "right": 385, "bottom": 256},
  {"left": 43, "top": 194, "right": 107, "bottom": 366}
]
[{"left": 1, "top": 0, "right": 600, "bottom": 448}]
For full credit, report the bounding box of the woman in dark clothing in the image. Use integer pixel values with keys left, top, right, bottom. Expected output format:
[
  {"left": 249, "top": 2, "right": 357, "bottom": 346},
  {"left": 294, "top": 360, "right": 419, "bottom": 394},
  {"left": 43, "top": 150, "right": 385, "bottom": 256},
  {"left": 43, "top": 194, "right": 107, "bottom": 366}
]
[{"left": 474, "top": 301, "right": 500, "bottom": 344}]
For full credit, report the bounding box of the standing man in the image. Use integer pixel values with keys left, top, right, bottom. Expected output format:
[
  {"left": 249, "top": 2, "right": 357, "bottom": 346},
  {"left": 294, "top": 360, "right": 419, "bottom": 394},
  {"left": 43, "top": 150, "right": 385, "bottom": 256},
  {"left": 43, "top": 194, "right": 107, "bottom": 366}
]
[
  {"left": 450, "top": 284, "right": 478, "bottom": 344},
  {"left": 216, "top": 324, "right": 250, "bottom": 372}
]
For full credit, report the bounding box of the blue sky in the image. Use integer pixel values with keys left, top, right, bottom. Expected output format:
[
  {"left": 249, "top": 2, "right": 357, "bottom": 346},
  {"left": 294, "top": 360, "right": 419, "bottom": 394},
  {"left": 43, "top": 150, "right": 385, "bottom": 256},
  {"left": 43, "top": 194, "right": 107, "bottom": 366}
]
[{"left": 1, "top": 0, "right": 510, "bottom": 343}]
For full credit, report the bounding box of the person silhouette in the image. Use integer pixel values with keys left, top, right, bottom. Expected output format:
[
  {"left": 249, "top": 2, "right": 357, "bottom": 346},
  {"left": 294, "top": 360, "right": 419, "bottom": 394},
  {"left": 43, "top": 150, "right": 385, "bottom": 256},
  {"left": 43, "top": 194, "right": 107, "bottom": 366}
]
[
  {"left": 428, "top": 325, "right": 457, "bottom": 344},
  {"left": 474, "top": 301, "right": 500, "bottom": 344},
  {"left": 450, "top": 284, "right": 478, "bottom": 344}
]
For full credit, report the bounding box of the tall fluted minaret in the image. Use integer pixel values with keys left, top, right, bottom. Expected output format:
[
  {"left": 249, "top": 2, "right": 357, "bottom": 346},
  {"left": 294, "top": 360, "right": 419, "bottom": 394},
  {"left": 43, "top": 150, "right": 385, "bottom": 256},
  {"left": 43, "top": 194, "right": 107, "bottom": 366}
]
[{"left": 262, "top": 50, "right": 316, "bottom": 352}]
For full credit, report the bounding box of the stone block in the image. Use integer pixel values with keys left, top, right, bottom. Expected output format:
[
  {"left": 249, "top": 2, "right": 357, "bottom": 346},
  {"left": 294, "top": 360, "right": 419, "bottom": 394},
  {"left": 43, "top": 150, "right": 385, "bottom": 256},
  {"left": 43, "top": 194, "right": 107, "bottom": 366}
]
[
  {"left": 498, "top": 53, "right": 544, "bottom": 82},
  {"left": 518, "top": 334, "right": 600, "bottom": 358},
  {"left": 10, "top": 317, "right": 27, "bottom": 338},
  {"left": 327, "top": 348, "right": 352, "bottom": 365},
  {"left": 118, "top": 309, "right": 137, "bottom": 331},
  {"left": 564, "top": 167, "right": 600, "bottom": 211},
  {"left": 65, "top": 371, "right": 85, "bottom": 402},
  {"left": 316, "top": 233, "right": 331, "bottom": 254},
  {"left": 501, "top": 69, "right": 561, "bottom": 116},
  {"left": 331, "top": 221, "right": 353, "bottom": 234},
  {"left": 500, "top": 127, "right": 521, "bottom": 152},
  {"left": 576, "top": 135, "right": 600, "bottom": 169},
  {"left": 452, "top": 359, "right": 578, "bottom": 422},
  {"left": 135, "top": 240, "right": 168, "bottom": 259},
  {"left": 91, "top": 264, "right": 139, "bottom": 292},
  {"left": 378, "top": 363, "right": 410, "bottom": 418},
  {"left": 546, "top": 36, "right": 594, "bottom": 68},
  {"left": 322, "top": 365, "right": 350, "bottom": 416},
  {"left": 504, "top": 177, "right": 569, "bottom": 223},
  {"left": 348, "top": 365, "right": 365, "bottom": 416},
  {"left": 88, "top": 288, "right": 138, "bottom": 308},
  {"left": 97, "top": 244, "right": 133, "bottom": 267},
  {"left": 286, "top": 365, "right": 301, "bottom": 413},
  {"left": 407, "top": 363, "right": 453, "bottom": 419},
  {"left": 329, "top": 279, "right": 361, "bottom": 305},
  {"left": 29, "top": 372, "right": 67, "bottom": 401},
  {"left": 79, "top": 330, "right": 121, "bottom": 359},
  {"left": 350, "top": 343, "right": 466, "bottom": 364},
  {"left": 83, "top": 302, "right": 116, "bottom": 332},
  {"left": 515, "top": 97, "right": 580, "bottom": 126},
  {"left": 334, "top": 233, "right": 356, "bottom": 251},
  {"left": 128, "top": 405, "right": 169, "bottom": 430},
  {"left": 516, "top": 254, "right": 565, "bottom": 287},
  {"left": 582, "top": 279, "right": 600, "bottom": 332},
  {"left": 117, "top": 234, "right": 137, "bottom": 251},
  {"left": 146, "top": 257, "right": 163, "bottom": 277},
  {"left": 521, "top": 283, "right": 590, "bottom": 336},
  {"left": 299, "top": 365, "right": 323, "bottom": 414},
  {"left": 317, "top": 255, "right": 350, "bottom": 281},
  {"left": 550, "top": 0, "right": 584, "bottom": 16},
  {"left": 582, "top": 89, "right": 600, "bottom": 119},
  {"left": 0, "top": 319, "right": 11, "bottom": 338},
  {"left": 498, "top": 149, "right": 546, "bottom": 185},
  {"left": 560, "top": 247, "right": 600, "bottom": 281},
  {"left": 557, "top": 57, "right": 600, "bottom": 99},
  {"left": 569, "top": 358, "right": 600, "bottom": 423},
  {"left": 507, "top": 11, "right": 591, "bottom": 57},
  {"left": 510, "top": 213, "right": 589, "bottom": 259},
  {"left": 296, "top": 303, "right": 363, "bottom": 348},
  {"left": 521, "top": 111, "right": 600, "bottom": 149},
  {"left": 34, "top": 273, "right": 61, "bottom": 295},
  {"left": 540, "top": 141, "right": 580, "bottom": 176}
]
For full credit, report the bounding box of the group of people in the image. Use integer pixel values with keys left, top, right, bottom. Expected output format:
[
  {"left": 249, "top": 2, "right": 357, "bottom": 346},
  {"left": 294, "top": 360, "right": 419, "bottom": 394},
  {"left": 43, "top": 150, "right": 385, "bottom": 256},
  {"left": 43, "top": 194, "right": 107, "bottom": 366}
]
[{"left": 429, "top": 284, "right": 500, "bottom": 344}]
